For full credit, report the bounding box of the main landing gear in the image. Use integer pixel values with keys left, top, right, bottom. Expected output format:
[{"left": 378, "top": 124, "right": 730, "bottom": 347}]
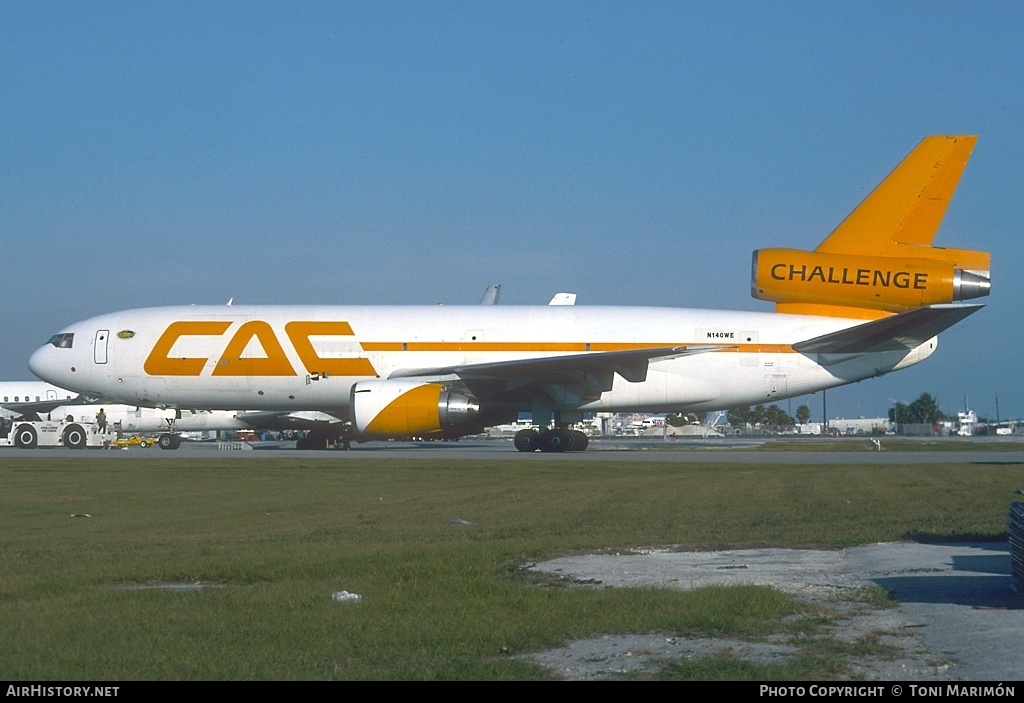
[
  {"left": 296, "top": 429, "right": 351, "bottom": 450},
  {"left": 513, "top": 427, "right": 589, "bottom": 453},
  {"left": 157, "top": 433, "right": 182, "bottom": 450}
]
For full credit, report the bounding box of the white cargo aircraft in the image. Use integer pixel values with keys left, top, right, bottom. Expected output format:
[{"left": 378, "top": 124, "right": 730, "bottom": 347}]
[{"left": 28, "top": 136, "right": 990, "bottom": 452}]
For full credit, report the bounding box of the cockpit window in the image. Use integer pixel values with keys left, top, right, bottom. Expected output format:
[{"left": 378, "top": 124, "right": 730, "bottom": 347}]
[{"left": 47, "top": 333, "right": 74, "bottom": 349}]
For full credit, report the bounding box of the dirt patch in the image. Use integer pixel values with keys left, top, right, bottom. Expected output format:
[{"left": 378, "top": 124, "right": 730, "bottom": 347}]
[{"left": 524, "top": 542, "right": 1020, "bottom": 680}]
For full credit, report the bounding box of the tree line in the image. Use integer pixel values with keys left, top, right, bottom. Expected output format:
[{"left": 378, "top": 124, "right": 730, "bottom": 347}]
[
  {"left": 726, "top": 404, "right": 800, "bottom": 432},
  {"left": 889, "top": 392, "right": 946, "bottom": 426},
  {"left": 717, "top": 392, "right": 947, "bottom": 432}
]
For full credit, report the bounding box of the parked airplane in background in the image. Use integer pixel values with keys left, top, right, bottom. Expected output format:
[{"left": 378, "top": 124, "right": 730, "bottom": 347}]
[
  {"left": 0, "top": 382, "right": 77, "bottom": 435},
  {"left": 0, "top": 380, "right": 336, "bottom": 449},
  {"left": 0, "top": 381, "right": 76, "bottom": 412},
  {"left": 480, "top": 284, "right": 577, "bottom": 306},
  {"left": 28, "top": 136, "right": 990, "bottom": 452},
  {"left": 479, "top": 284, "right": 500, "bottom": 305}
]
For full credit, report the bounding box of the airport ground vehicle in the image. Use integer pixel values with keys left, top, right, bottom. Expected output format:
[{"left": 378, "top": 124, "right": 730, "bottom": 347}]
[
  {"left": 3, "top": 418, "right": 115, "bottom": 449},
  {"left": 111, "top": 433, "right": 154, "bottom": 448}
]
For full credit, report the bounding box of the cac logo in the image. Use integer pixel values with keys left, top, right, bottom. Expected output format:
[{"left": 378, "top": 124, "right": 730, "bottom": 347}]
[{"left": 144, "top": 320, "right": 377, "bottom": 377}]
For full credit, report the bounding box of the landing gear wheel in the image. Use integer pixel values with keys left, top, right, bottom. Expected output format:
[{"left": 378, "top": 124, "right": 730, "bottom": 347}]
[
  {"left": 540, "top": 428, "right": 572, "bottom": 453},
  {"left": 514, "top": 429, "right": 541, "bottom": 452},
  {"left": 570, "top": 430, "right": 589, "bottom": 451},
  {"left": 14, "top": 425, "right": 38, "bottom": 449},
  {"left": 158, "top": 434, "right": 181, "bottom": 450},
  {"left": 63, "top": 424, "right": 87, "bottom": 449}
]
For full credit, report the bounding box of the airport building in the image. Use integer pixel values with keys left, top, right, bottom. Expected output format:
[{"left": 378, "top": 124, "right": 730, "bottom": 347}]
[{"left": 826, "top": 417, "right": 891, "bottom": 436}]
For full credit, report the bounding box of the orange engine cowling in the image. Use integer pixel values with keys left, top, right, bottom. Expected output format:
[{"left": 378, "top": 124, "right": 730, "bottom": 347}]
[
  {"left": 351, "top": 379, "right": 480, "bottom": 438},
  {"left": 752, "top": 248, "right": 989, "bottom": 314}
]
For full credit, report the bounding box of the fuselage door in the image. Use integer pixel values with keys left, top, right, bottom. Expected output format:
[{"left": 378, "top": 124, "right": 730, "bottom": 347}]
[
  {"left": 94, "top": 330, "right": 109, "bottom": 364},
  {"left": 765, "top": 374, "right": 787, "bottom": 399}
]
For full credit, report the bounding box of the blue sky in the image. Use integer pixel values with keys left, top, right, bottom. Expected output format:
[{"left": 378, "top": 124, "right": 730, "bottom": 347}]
[{"left": 2, "top": 1, "right": 1021, "bottom": 421}]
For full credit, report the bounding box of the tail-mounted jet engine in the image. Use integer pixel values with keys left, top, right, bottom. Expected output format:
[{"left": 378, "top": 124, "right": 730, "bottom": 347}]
[{"left": 752, "top": 248, "right": 990, "bottom": 314}]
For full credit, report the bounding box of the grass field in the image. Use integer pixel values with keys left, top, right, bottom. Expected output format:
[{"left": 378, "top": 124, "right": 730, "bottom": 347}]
[
  {"left": 754, "top": 438, "right": 1024, "bottom": 452},
  {"left": 1, "top": 455, "right": 1020, "bottom": 680}
]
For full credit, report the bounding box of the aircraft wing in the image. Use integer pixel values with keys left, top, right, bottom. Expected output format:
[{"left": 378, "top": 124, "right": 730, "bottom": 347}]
[
  {"left": 793, "top": 304, "right": 983, "bottom": 355},
  {"left": 234, "top": 410, "right": 348, "bottom": 430},
  {"left": 0, "top": 394, "right": 94, "bottom": 419},
  {"left": 1, "top": 400, "right": 66, "bottom": 418},
  {"left": 388, "top": 344, "right": 731, "bottom": 398}
]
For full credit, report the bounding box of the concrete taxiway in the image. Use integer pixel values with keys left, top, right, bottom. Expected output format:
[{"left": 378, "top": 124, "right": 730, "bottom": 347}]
[{"left": 5, "top": 436, "right": 1020, "bottom": 464}]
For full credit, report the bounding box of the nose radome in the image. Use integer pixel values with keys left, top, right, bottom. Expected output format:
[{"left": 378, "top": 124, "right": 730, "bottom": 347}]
[
  {"left": 28, "top": 344, "right": 52, "bottom": 381},
  {"left": 28, "top": 338, "right": 78, "bottom": 387}
]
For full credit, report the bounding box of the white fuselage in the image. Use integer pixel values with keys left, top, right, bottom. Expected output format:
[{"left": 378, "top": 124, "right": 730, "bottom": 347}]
[
  {"left": 0, "top": 380, "right": 248, "bottom": 434},
  {"left": 46, "top": 404, "right": 248, "bottom": 434},
  {"left": 0, "top": 382, "right": 76, "bottom": 408},
  {"left": 27, "top": 304, "right": 935, "bottom": 418}
]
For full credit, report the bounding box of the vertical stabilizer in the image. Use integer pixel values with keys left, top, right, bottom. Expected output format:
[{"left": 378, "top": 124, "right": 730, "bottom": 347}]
[{"left": 816, "top": 135, "right": 976, "bottom": 255}]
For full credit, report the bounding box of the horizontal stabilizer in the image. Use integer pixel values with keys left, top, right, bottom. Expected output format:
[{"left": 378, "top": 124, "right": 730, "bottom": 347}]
[{"left": 793, "top": 304, "right": 983, "bottom": 355}]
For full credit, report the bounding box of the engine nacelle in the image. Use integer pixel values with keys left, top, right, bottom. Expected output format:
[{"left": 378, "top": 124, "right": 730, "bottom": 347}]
[
  {"left": 351, "top": 379, "right": 480, "bottom": 438},
  {"left": 752, "top": 248, "right": 989, "bottom": 314}
]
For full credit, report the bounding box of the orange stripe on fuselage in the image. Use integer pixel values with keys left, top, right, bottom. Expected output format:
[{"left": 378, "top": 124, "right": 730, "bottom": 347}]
[
  {"left": 358, "top": 341, "right": 795, "bottom": 354},
  {"left": 144, "top": 325, "right": 799, "bottom": 379}
]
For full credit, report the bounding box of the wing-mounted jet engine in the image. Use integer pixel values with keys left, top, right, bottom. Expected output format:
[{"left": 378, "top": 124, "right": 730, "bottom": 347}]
[{"left": 351, "top": 379, "right": 484, "bottom": 439}]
